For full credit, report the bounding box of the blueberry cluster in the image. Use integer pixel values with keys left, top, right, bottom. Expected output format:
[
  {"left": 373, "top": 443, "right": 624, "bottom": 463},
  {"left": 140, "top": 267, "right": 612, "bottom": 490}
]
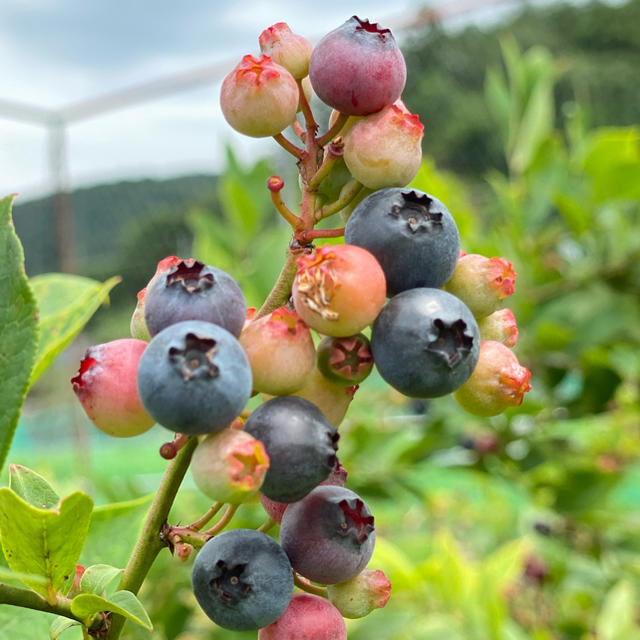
[{"left": 70, "top": 15, "right": 531, "bottom": 637}]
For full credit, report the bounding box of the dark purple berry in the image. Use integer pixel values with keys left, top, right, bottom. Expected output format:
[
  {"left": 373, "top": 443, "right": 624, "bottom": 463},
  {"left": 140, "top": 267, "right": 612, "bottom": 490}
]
[
  {"left": 370, "top": 288, "right": 480, "bottom": 398},
  {"left": 345, "top": 188, "right": 460, "bottom": 296},
  {"left": 309, "top": 16, "right": 406, "bottom": 116},
  {"left": 191, "top": 529, "right": 293, "bottom": 631},
  {"left": 280, "top": 485, "right": 376, "bottom": 584},
  {"left": 137, "top": 320, "right": 251, "bottom": 435},
  {"left": 144, "top": 259, "right": 246, "bottom": 338},
  {"left": 244, "top": 396, "right": 339, "bottom": 503}
]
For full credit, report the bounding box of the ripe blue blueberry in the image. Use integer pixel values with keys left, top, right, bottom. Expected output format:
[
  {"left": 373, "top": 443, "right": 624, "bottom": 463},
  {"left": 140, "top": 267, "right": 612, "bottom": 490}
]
[
  {"left": 345, "top": 188, "right": 460, "bottom": 296},
  {"left": 144, "top": 259, "right": 246, "bottom": 337},
  {"left": 191, "top": 529, "right": 293, "bottom": 631},
  {"left": 243, "top": 396, "right": 339, "bottom": 503},
  {"left": 280, "top": 485, "right": 375, "bottom": 584},
  {"left": 137, "top": 320, "right": 251, "bottom": 435},
  {"left": 370, "top": 288, "right": 480, "bottom": 397}
]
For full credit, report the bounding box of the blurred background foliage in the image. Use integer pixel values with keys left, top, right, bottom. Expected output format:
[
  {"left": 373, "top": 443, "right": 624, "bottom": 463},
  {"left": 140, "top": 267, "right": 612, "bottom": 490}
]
[{"left": 3, "top": 1, "right": 640, "bottom": 638}]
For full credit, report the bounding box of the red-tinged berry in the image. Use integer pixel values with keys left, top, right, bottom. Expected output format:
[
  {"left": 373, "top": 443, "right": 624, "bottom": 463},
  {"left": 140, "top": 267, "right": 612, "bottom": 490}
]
[
  {"left": 292, "top": 244, "right": 386, "bottom": 337},
  {"left": 239, "top": 306, "right": 315, "bottom": 395},
  {"left": 453, "top": 340, "right": 532, "bottom": 417},
  {"left": 445, "top": 254, "right": 517, "bottom": 319},
  {"left": 309, "top": 16, "right": 406, "bottom": 116},
  {"left": 478, "top": 308, "right": 519, "bottom": 347},
  {"left": 291, "top": 368, "right": 358, "bottom": 426},
  {"left": 316, "top": 333, "right": 373, "bottom": 386},
  {"left": 280, "top": 485, "right": 375, "bottom": 584},
  {"left": 343, "top": 102, "right": 424, "bottom": 189},
  {"left": 71, "top": 339, "right": 155, "bottom": 437},
  {"left": 259, "top": 23, "right": 313, "bottom": 80},
  {"left": 220, "top": 54, "right": 299, "bottom": 138},
  {"left": 327, "top": 569, "right": 391, "bottom": 619},
  {"left": 258, "top": 593, "right": 347, "bottom": 640},
  {"left": 191, "top": 428, "right": 269, "bottom": 504}
]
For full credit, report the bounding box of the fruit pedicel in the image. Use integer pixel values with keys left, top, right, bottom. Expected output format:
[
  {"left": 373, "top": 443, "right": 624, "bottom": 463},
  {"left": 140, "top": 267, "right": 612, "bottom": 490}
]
[{"left": 71, "top": 15, "right": 531, "bottom": 637}]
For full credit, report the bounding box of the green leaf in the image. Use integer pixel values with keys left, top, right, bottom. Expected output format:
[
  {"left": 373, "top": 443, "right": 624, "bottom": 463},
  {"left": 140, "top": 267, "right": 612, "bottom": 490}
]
[
  {"left": 79, "top": 494, "right": 153, "bottom": 569},
  {"left": 0, "top": 194, "right": 38, "bottom": 474},
  {"left": 0, "top": 489, "right": 93, "bottom": 602},
  {"left": 0, "top": 565, "right": 48, "bottom": 586},
  {"left": 49, "top": 617, "right": 83, "bottom": 640},
  {"left": 9, "top": 463, "right": 59, "bottom": 509},
  {"left": 28, "top": 273, "right": 120, "bottom": 387},
  {"left": 596, "top": 579, "right": 640, "bottom": 640},
  {"left": 80, "top": 564, "right": 123, "bottom": 597},
  {"left": 71, "top": 590, "right": 152, "bottom": 630}
]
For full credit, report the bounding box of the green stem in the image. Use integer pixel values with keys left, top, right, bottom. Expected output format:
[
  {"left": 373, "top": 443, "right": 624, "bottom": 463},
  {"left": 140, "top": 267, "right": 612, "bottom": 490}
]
[
  {"left": 257, "top": 518, "right": 277, "bottom": 533},
  {"left": 270, "top": 187, "right": 303, "bottom": 230},
  {"left": 316, "top": 112, "right": 348, "bottom": 147},
  {"left": 0, "top": 583, "right": 103, "bottom": 632},
  {"left": 188, "top": 502, "right": 224, "bottom": 531},
  {"left": 307, "top": 152, "right": 341, "bottom": 192},
  {"left": 255, "top": 244, "right": 309, "bottom": 319},
  {"left": 202, "top": 504, "right": 239, "bottom": 536},
  {"left": 317, "top": 179, "right": 363, "bottom": 220},
  {"left": 106, "top": 436, "right": 198, "bottom": 639},
  {"left": 297, "top": 79, "right": 318, "bottom": 134},
  {"left": 293, "top": 572, "right": 328, "bottom": 598},
  {"left": 273, "top": 132, "right": 304, "bottom": 158}
]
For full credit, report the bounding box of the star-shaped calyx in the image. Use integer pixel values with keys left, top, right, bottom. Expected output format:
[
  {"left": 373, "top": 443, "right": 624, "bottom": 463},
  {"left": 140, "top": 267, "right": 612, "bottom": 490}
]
[
  {"left": 209, "top": 560, "right": 251, "bottom": 605},
  {"left": 426, "top": 318, "right": 474, "bottom": 368},
  {"left": 337, "top": 498, "right": 375, "bottom": 545},
  {"left": 389, "top": 191, "right": 441, "bottom": 234},
  {"left": 166, "top": 260, "right": 214, "bottom": 294},
  {"left": 328, "top": 335, "right": 373, "bottom": 382},
  {"left": 169, "top": 333, "right": 219, "bottom": 380}
]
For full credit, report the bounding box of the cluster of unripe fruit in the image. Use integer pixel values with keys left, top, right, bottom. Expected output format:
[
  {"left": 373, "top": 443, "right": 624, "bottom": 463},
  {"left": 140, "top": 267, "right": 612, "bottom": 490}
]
[{"left": 70, "top": 15, "right": 531, "bottom": 638}]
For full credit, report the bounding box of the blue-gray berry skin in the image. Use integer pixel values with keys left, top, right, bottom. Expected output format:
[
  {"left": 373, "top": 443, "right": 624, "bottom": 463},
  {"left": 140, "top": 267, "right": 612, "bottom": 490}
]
[
  {"left": 191, "top": 529, "right": 293, "bottom": 631},
  {"left": 345, "top": 188, "right": 460, "bottom": 296},
  {"left": 137, "top": 320, "right": 251, "bottom": 435},
  {"left": 280, "top": 485, "right": 375, "bottom": 584},
  {"left": 244, "top": 396, "right": 339, "bottom": 503},
  {"left": 144, "top": 260, "right": 246, "bottom": 337},
  {"left": 371, "top": 288, "right": 480, "bottom": 398}
]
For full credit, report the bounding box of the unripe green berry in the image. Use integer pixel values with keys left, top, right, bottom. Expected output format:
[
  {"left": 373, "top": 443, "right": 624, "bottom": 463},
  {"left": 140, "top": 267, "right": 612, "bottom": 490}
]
[
  {"left": 327, "top": 569, "right": 392, "bottom": 618},
  {"left": 220, "top": 54, "right": 299, "bottom": 138},
  {"left": 259, "top": 22, "right": 313, "bottom": 80},
  {"left": 477, "top": 308, "right": 519, "bottom": 347}
]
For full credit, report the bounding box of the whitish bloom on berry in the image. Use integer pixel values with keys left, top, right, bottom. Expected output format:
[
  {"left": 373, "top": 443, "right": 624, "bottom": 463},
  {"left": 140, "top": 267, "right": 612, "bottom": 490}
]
[
  {"left": 445, "top": 254, "right": 517, "bottom": 319},
  {"left": 454, "top": 340, "right": 531, "bottom": 416},
  {"left": 220, "top": 54, "right": 299, "bottom": 138},
  {"left": 259, "top": 22, "right": 313, "bottom": 80}
]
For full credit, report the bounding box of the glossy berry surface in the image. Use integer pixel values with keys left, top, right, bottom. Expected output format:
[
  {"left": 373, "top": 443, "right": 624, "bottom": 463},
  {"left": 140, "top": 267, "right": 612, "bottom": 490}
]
[
  {"left": 243, "top": 396, "right": 339, "bottom": 503},
  {"left": 292, "top": 244, "right": 386, "bottom": 337},
  {"left": 309, "top": 16, "right": 406, "bottom": 116},
  {"left": 280, "top": 485, "right": 376, "bottom": 584},
  {"left": 371, "top": 288, "right": 480, "bottom": 398},
  {"left": 137, "top": 320, "right": 252, "bottom": 435},
  {"left": 258, "top": 593, "right": 347, "bottom": 640},
  {"left": 144, "top": 259, "right": 246, "bottom": 338},
  {"left": 71, "top": 339, "right": 155, "bottom": 437},
  {"left": 345, "top": 188, "right": 460, "bottom": 296},
  {"left": 192, "top": 529, "right": 293, "bottom": 631}
]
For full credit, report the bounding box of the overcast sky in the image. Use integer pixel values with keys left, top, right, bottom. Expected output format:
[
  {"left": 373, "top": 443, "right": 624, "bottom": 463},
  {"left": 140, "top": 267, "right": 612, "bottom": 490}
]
[{"left": 0, "top": 0, "right": 547, "bottom": 200}]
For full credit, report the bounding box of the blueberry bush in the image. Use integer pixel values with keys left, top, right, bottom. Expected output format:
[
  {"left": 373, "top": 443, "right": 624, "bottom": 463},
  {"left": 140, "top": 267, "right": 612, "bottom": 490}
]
[{"left": 1, "top": 14, "right": 639, "bottom": 640}]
